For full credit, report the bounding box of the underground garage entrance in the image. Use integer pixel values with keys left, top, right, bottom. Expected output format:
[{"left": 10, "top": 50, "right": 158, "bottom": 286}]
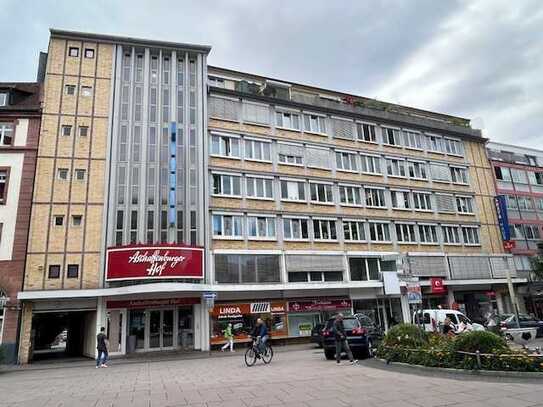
[{"left": 31, "top": 311, "right": 96, "bottom": 362}]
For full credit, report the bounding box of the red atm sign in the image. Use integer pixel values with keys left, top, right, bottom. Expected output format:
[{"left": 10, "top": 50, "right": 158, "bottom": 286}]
[{"left": 106, "top": 245, "right": 204, "bottom": 281}]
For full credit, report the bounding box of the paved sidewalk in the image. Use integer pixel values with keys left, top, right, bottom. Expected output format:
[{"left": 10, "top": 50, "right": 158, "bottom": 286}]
[{"left": 1, "top": 347, "right": 542, "bottom": 407}]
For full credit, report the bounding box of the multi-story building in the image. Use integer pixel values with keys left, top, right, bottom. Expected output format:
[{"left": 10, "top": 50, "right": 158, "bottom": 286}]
[
  {"left": 0, "top": 82, "right": 41, "bottom": 363},
  {"left": 487, "top": 142, "right": 543, "bottom": 318},
  {"left": 17, "top": 29, "right": 524, "bottom": 363}
]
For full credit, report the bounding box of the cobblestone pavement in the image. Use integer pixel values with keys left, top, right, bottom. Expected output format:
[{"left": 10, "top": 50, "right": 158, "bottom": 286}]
[{"left": 1, "top": 348, "right": 542, "bottom": 407}]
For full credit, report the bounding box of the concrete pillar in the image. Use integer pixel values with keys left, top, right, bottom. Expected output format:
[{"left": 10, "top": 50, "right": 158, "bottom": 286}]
[
  {"left": 17, "top": 302, "right": 33, "bottom": 364},
  {"left": 447, "top": 288, "right": 455, "bottom": 308},
  {"left": 194, "top": 301, "right": 210, "bottom": 351},
  {"left": 516, "top": 287, "right": 527, "bottom": 313},
  {"left": 95, "top": 297, "right": 106, "bottom": 358},
  {"left": 400, "top": 295, "right": 411, "bottom": 323},
  {"left": 495, "top": 290, "right": 505, "bottom": 314}
]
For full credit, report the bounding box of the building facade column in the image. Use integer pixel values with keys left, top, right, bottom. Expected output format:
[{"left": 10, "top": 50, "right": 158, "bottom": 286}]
[
  {"left": 17, "top": 302, "right": 33, "bottom": 365},
  {"left": 400, "top": 295, "right": 411, "bottom": 323},
  {"left": 447, "top": 288, "right": 455, "bottom": 307}
]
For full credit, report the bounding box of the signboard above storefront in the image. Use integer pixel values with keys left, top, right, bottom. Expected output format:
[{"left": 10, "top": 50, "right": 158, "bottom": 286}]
[
  {"left": 430, "top": 277, "right": 447, "bottom": 294},
  {"left": 287, "top": 298, "right": 351, "bottom": 313},
  {"left": 107, "top": 297, "right": 200, "bottom": 309},
  {"left": 106, "top": 245, "right": 204, "bottom": 281}
]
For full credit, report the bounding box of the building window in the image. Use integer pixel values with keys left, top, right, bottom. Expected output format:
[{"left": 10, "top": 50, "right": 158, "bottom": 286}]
[
  {"left": 115, "top": 210, "right": 123, "bottom": 246},
  {"left": 368, "top": 222, "right": 391, "bottom": 242},
  {"left": 303, "top": 114, "right": 326, "bottom": 134},
  {"left": 244, "top": 138, "right": 271, "bottom": 162},
  {"left": 283, "top": 217, "right": 309, "bottom": 240},
  {"left": 278, "top": 152, "right": 303, "bottom": 166},
  {"left": 68, "top": 47, "right": 79, "bottom": 57},
  {"left": 57, "top": 168, "right": 69, "bottom": 180},
  {"left": 276, "top": 111, "right": 300, "bottom": 130},
  {"left": 81, "top": 86, "right": 93, "bottom": 97},
  {"left": 395, "top": 223, "right": 417, "bottom": 243},
  {"left": 61, "top": 125, "right": 72, "bottom": 136},
  {"left": 443, "top": 138, "right": 463, "bottom": 155},
  {"left": 365, "top": 187, "right": 386, "bottom": 208},
  {"left": 212, "top": 173, "right": 241, "bottom": 197},
  {"left": 280, "top": 179, "right": 306, "bottom": 201},
  {"left": 408, "top": 161, "right": 427, "bottom": 180},
  {"left": 356, "top": 123, "right": 376, "bottom": 143},
  {"left": 339, "top": 185, "right": 362, "bottom": 206},
  {"left": 212, "top": 213, "right": 243, "bottom": 238},
  {"left": 72, "top": 215, "right": 82, "bottom": 226},
  {"left": 413, "top": 192, "right": 432, "bottom": 211},
  {"left": 65, "top": 84, "right": 76, "bottom": 95},
  {"left": 313, "top": 219, "right": 337, "bottom": 241},
  {"left": 215, "top": 254, "right": 280, "bottom": 284},
  {"left": 336, "top": 151, "right": 358, "bottom": 172},
  {"left": 360, "top": 154, "right": 381, "bottom": 174},
  {"left": 403, "top": 130, "right": 424, "bottom": 149},
  {"left": 243, "top": 102, "right": 269, "bottom": 125},
  {"left": 386, "top": 158, "right": 406, "bottom": 178},
  {"left": 48, "top": 265, "right": 61, "bottom": 279},
  {"left": 288, "top": 270, "right": 343, "bottom": 283},
  {"left": 456, "top": 196, "right": 474, "bottom": 214},
  {"left": 84, "top": 48, "right": 95, "bottom": 58},
  {"left": 74, "top": 169, "right": 86, "bottom": 181},
  {"left": 78, "top": 126, "right": 89, "bottom": 137},
  {"left": 494, "top": 166, "right": 511, "bottom": 181},
  {"left": 383, "top": 127, "right": 401, "bottom": 146},
  {"left": 450, "top": 167, "right": 468, "bottom": 184},
  {"left": 53, "top": 215, "right": 64, "bottom": 226},
  {"left": 427, "top": 135, "right": 443, "bottom": 153},
  {"left": 0, "top": 169, "right": 8, "bottom": 204},
  {"left": 349, "top": 258, "right": 381, "bottom": 281},
  {"left": 343, "top": 220, "right": 366, "bottom": 242},
  {"left": 391, "top": 190, "right": 411, "bottom": 210},
  {"left": 0, "top": 123, "right": 14, "bottom": 145},
  {"left": 310, "top": 182, "right": 334, "bottom": 204},
  {"left": 210, "top": 134, "right": 240, "bottom": 158},
  {"left": 67, "top": 264, "right": 79, "bottom": 278},
  {"left": 0, "top": 93, "right": 7, "bottom": 106},
  {"left": 536, "top": 197, "right": 543, "bottom": 211},
  {"left": 524, "top": 224, "right": 541, "bottom": 240},
  {"left": 246, "top": 176, "right": 273, "bottom": 200},
  {"left": 130, "top": 210, "right": 138, "bottom": 244},
  {"left": 510, "top": 168, "right": 528, "bottom": 184},
  {"left": 442, "top": 225, "right": 461, "bottom": 244},
  {"left": 419, "top": 224, "right": 438, "bottom": 244},
  {"left": 462, "top": 226, "right": 480, "bottom": 245},
  {"left": 247, "top": 216, "right": 276, "bottom": 240}
]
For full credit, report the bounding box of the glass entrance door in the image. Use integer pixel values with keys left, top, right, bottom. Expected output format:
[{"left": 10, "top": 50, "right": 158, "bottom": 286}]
[
  {"left": 149, "top": 310, "right": 161, "bottom": 349},
  {"left": 162, "top": 310, "right": 173, "bottom": 348},
  {"left": 148, "top": 309, "right": 174, "bottom": 350}
]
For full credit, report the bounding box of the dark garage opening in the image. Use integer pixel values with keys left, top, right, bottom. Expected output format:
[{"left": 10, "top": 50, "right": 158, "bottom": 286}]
[{"left": 31, "top": 311, "right": 93, "bottom": 362}]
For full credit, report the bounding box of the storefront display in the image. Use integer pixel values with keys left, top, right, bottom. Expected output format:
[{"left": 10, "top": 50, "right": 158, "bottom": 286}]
[{"left": 210, "top": 301, "right": 288, "bottom": 344}]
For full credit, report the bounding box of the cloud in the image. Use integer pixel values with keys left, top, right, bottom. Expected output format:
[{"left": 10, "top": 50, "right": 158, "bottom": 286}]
[{"left": 0, "top": 0, "right": 541, "bottom": 147}]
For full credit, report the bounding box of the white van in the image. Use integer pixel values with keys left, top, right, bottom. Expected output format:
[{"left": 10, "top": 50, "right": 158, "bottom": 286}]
[{"left": 413, "top": 309, "right": 485, "bottom": 333}]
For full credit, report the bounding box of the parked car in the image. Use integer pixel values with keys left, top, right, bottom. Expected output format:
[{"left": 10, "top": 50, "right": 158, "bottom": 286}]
[
  {"left": 321, "top": 317, "right": 372, "bottom": 360},
  {"left": 499, "top": 314, "right": 543, "bottom": 337},
  {"left": 413, "top": 309, "right": 485, "bottom": 333},
  {"left": 354, "top": 314, "right": 384, "bottom": 347},
  {"left": 311, "top": 323, "right": 325, "bottom": 348}
]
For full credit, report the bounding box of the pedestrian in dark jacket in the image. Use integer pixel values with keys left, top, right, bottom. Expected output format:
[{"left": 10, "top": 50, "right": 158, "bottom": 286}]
[
  {"left": 333, "top": 314, "right": 358, "bottom": 365},
  {"left": 96, "top": 327, "right": 109, "bottom": 368}
]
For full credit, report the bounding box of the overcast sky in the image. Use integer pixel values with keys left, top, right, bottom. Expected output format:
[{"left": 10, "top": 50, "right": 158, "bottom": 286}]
[{"left": 2, "top": 0, "right": 542, "bottom": 147}]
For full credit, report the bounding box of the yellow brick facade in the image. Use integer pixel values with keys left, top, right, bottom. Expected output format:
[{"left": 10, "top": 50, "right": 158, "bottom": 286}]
[{"left": 24, "top": 36, "right": 113, "bottom": 291}]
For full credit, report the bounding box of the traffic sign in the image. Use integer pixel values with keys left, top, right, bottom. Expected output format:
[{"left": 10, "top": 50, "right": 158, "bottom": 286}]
[{"left": 202, "top": 292, "right": 217, "bottom": 299}]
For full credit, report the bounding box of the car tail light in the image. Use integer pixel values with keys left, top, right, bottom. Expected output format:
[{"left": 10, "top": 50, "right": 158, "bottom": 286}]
[
  {"left": 322, "top": 329, "right": 331, "bottom": 337},
  {"left": 500, "top": 321, "right": 506, "bottom": 327},
  {"left": 351, "top": 327, "right": 367, "bottom": 335}
]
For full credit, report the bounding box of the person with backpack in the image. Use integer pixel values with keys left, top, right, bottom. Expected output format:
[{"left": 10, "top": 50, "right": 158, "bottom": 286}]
[
  {"left": 96, "top": 327, "right": 109, "bottom": 368},
  {"left": 333, "top": 314, "right": 358, "bottom": 365}
]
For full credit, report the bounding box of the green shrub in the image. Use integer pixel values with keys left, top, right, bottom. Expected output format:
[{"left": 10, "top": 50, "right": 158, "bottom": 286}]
[
  {"left": 381, "top": 323, "right": 428, "bottom": 348},
  {"left": 452, "top": 331, "right": 507, "bottom": 354}
]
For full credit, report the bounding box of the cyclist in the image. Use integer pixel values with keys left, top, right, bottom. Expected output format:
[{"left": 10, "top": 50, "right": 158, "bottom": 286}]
[{"left": 251, "top": 318, "right": 269, "bottom": 355}]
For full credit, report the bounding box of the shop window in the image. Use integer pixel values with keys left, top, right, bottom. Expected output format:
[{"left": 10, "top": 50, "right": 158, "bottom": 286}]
[{"left": 215, "top": 254, "right": 280, "bottom": 284}]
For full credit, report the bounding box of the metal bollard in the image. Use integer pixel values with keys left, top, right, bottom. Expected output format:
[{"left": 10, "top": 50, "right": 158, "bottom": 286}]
[{"left": 475, "top": 350, "right": 481, "bottom": 369}]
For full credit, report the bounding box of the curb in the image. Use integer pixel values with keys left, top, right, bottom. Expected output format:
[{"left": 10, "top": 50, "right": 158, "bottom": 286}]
[{"left": 375, "top": 358, "right": 543, "bottom": 380}]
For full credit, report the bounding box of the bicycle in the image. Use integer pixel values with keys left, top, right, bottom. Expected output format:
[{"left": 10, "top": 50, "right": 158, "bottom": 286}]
[{"left": 244, "top": 336, "right": 273, "bottom": 366}]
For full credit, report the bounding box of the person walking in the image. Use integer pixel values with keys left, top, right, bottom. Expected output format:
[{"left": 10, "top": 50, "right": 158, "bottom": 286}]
[
  {"left": 221, "top": 323, "right": 235, "bottom": 352},
  {"left": 333, "top": 314, "right": 358, "bottom": 365},
  {"left": 96, "top": 327, "right": 109, "bottom": 368}
]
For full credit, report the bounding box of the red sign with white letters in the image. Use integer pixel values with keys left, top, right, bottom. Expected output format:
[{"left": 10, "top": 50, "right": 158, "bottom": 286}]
[
  {"left": 106, "top": 245, "right": 204, "bottom": 281},
  {"left": 287, "top": 298, "right": 352, "bottom": 312},
  {"left": 431, "top": 277, "right": 447, "bottom": 294}
]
